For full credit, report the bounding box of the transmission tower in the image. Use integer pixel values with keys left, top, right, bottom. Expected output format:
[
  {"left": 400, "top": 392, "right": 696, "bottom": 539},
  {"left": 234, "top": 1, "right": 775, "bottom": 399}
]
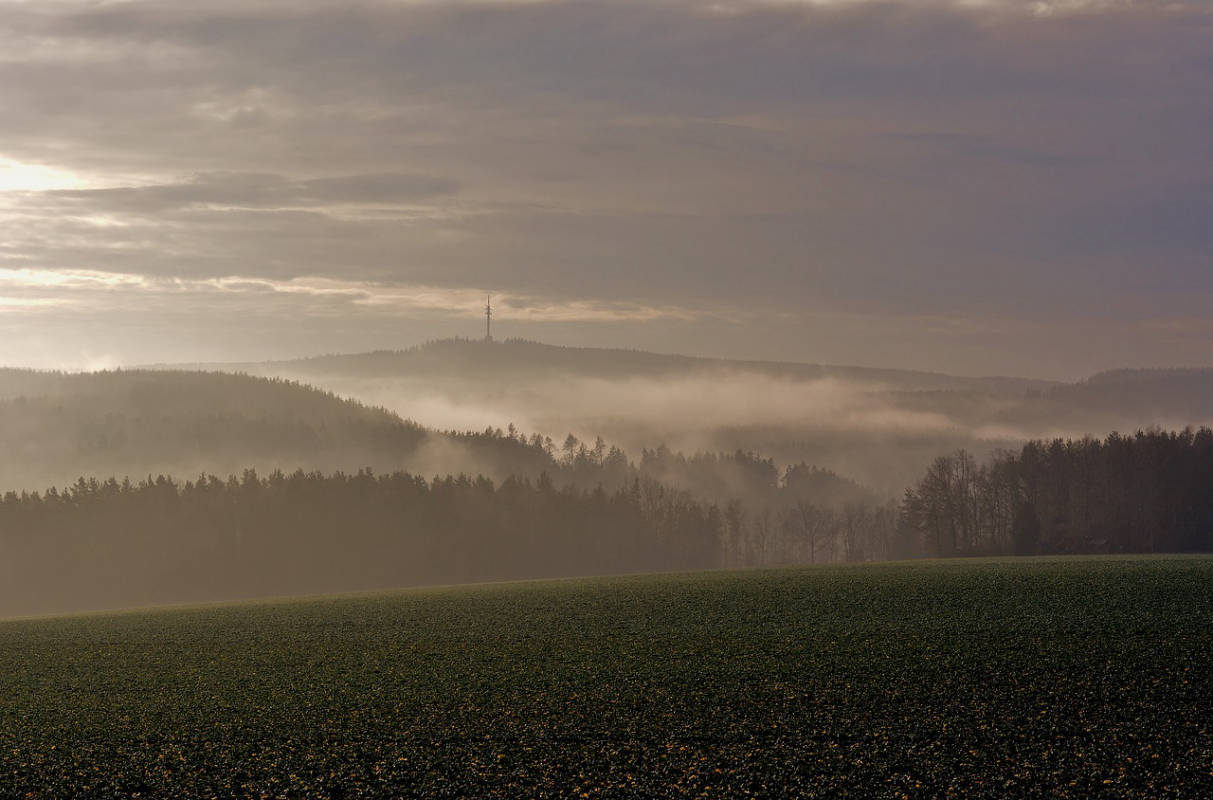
[{"left": 485, "top": 294, "right": 493, "bottom": 342}]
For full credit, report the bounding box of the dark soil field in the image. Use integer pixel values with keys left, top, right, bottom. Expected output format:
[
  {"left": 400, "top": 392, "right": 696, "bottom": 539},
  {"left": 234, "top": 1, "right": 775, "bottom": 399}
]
[{"left": 1, "top": 557, "right": 1210, "bottom": 798}]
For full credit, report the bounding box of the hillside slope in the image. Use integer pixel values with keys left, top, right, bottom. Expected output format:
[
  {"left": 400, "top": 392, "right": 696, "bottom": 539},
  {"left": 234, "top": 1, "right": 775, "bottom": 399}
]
[
  {"left": 0, "top": 369, "right": 441, "bottom": 491},
  {"left": 183, "top": 338, "right": 1057, "bottom": 393},
  {"left": 160, "top": 339, "right": 1213, "bottom": 491},
  {"left": 0, "top": 368, "right": 872, "bottom": 518}
]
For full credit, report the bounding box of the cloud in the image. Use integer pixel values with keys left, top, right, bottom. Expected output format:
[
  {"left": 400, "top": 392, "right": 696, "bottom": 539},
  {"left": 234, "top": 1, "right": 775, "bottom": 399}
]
[
  {"left": 0, "top": 0, "right": 1209, "bottom": 374},
  {"left": 0, "top": 267, "right": 703, "bottom": 325},
  {"left": 39, "top": 171, "right": 459, "bottom": 212}
]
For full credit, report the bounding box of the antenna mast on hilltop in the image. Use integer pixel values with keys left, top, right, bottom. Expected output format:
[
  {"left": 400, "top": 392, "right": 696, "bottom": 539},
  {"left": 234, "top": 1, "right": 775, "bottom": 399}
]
[{"left": 485, "top": 293, "right": 493, "bottom": 342}]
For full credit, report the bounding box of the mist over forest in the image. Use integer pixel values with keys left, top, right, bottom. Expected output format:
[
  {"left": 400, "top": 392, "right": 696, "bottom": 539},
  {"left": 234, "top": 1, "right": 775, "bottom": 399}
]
[
  {"left": 175, "top": 339, "right": 1213, "bottom": 492},
  {"left": 0, "top": 361, "right": 873, "bottom": 512},
  {"left": 0, "top": 338, "right": 1210, "bottom": 616}
]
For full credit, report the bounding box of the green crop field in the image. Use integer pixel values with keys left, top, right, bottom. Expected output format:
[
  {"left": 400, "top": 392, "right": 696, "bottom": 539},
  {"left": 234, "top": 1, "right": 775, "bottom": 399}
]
[{"left": 1, "top": 557, "right": 1210, "bottom": 799}]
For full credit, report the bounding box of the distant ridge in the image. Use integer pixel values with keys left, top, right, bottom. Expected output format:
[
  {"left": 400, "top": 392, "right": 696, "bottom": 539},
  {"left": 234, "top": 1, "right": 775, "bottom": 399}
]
[
  {"left": 1083, "top": 367, "right": 1213, "bottom": 386},
  {"left": 159, "top": 337, "right": 1059, "bottom": 394}
]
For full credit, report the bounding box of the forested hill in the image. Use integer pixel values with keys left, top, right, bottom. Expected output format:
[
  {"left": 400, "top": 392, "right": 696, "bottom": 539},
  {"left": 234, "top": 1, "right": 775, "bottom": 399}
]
[
  {"left": 156, "top": 340, "right": 1213, "bottom": 494},
  {"left": 0, "top": 368, "right": 406, "bottom": 419},
  {"left": 1032, "top": 368, "right": 1213, "bottom": 422},
  {"left": 0, "top": 368, "right": 872, "bottom": 512},
  {"left": 0, "top": 369, "right": 459, "bottom": 491},
  {"left": 235, "top": 340, "right": 1213, "bottom": 424},
  {"left": 190, "top": 338, "right": 1055, "bottom": 393}
]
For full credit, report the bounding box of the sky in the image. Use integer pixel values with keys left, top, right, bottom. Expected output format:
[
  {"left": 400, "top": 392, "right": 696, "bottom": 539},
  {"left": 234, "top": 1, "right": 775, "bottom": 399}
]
[{"left": 0, "top": 0, "right": 1210, "bottom": 379}]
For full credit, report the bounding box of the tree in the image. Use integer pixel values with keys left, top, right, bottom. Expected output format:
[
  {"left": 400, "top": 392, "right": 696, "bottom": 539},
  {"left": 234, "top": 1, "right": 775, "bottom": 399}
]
[
  {"left": 841, "top": 503, "right": 869, "bottom": 562},
  {"left": 794, "top": 500, "right": 834, "bottom": 564},
  {"left": 1011, "top": 501, "right": 1041, "bottom": 556}
]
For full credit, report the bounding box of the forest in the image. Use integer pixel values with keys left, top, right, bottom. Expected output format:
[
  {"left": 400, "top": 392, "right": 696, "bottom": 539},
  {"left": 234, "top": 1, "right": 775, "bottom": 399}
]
[
  {"left": 0, "top": 469, "right": 721, "bottom": 615},
  {"left": 2, "top": 427, "right": 1210, "bottom": 616},
  {"left": 0, "top": 429, "right": 889, "bottom": 615},
  {"left": 900, "top": 428, "right": 1213, "bottom": 557},
  {"left": 1, "top": 365, "right": 1211, "bottom": 616}
]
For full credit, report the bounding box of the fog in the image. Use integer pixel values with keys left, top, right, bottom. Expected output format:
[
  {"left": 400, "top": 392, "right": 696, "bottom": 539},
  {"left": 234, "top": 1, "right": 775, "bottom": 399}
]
[
  {"left": 2, "top": 342, "right": 1212, "bottom": 617},
  {"left": 322, "top": 373, "right": 963, "bottom": 438},
  {"left": 9, "top": 340, "right": 1212, "bottom": 497},
  {"left": 263, "top": 372, "right": 979, "bottom": 490},
  {"left": 237, "top": 341, "right": 1213, "bottom": 493}
]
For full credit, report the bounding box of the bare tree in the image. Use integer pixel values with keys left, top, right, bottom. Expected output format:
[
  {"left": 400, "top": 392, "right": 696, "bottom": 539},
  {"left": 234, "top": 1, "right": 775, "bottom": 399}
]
[
  {"left": 794, "top": 500, "right": 835, "bottom": 564},
  {"left": 842, "top": 503, "right": 870, "bottom": 562},
  {"left": 751, "top": 508, "right": 776, "bottom": 566}
]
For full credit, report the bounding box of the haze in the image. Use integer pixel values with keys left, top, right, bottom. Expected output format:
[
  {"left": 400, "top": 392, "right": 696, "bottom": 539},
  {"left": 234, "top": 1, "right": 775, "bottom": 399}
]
[{"left": 2, "top": 4, "right": 1212, "bottom": 796}]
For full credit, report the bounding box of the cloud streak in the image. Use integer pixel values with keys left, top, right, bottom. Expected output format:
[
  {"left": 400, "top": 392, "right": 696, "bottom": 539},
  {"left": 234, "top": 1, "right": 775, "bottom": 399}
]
[
  {"left": 40, "top": 172, "right": 460, "bottom": 212},
  {"left": 0, "top": 267, "right": 704, "bottom": 323}
]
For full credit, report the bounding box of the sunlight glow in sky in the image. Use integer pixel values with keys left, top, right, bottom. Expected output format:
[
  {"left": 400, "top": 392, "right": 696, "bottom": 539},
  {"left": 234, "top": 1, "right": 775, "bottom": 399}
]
[{"left": 0, "top": 159, "right": 84, "bottom": 193}]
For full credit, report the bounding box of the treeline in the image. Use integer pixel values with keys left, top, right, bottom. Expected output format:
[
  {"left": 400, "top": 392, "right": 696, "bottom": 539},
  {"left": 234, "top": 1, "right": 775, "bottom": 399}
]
[
  {"left": 900, "top": 428, "right": 1213, "bottom": 556},
  {"left": 0, "top": 469, "right": 713, "bottom": 615},
  {"left": 489, "top": 428, "right": 872, "bottom": 505},
  {"left": 0, "top": 463, "right": 898, "bottom": 616},
  {"left": 4, "top": 415, "right": 1210, "bottom": 616}
]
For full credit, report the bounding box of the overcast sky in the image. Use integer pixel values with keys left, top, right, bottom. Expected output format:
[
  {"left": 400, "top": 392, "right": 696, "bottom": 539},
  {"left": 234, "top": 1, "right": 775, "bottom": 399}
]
[{"left": 0, "top": 0, "right": 1210, "bottom": 378}]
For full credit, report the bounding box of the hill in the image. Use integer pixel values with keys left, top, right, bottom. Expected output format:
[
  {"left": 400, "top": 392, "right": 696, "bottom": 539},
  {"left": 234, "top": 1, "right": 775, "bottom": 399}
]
[
  {"left": 160, "top": 339, "right": 1213, "bottom": 492},
  {"left": 28, "top": 341, "right": 1213, "bottom": 496},
  {"left": 0, "top": 367, "right": 875, "bottom": 520},
  {"left": 183, "top": 337, "right": 1057, "bottom": 393},
  {"left": 1025, "top": 368, "right": 1213, "bottom": 424},
  {"left": 0, "top": 369, "right": 455, "bottom": 491}
]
